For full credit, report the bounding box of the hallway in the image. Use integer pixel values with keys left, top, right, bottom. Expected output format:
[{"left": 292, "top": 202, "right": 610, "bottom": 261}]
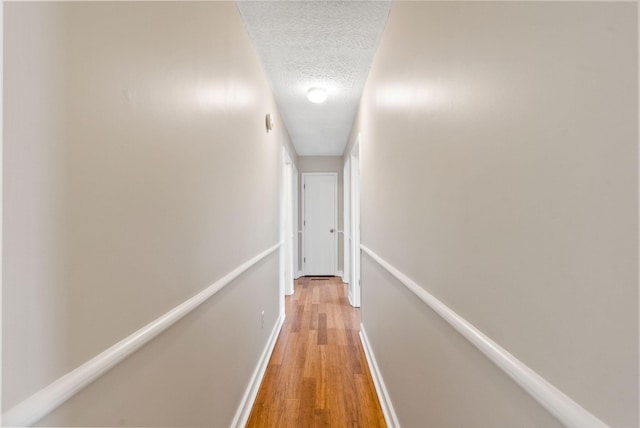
[
  {"left": 247, "top": 277, "right": 386, "bottom": 427},
  {"left": 2, "top": 2, "right": 638, "bottom": 427}
]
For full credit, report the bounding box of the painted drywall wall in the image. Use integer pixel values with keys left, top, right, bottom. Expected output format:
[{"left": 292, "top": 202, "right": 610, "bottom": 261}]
[
  {"left": 346, "top": 2, "right": 638, "bottom": 427},
  {"left": 4, "top": 2, "right": 294, "bottom": 425},
  {"left": 297, "top": 156, "right": 344, "bottom": 275}
]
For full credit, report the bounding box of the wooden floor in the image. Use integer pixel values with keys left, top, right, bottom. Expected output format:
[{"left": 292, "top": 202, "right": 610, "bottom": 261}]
[{"left": 247, "top": 276, "right": 386, "bottom": 428}]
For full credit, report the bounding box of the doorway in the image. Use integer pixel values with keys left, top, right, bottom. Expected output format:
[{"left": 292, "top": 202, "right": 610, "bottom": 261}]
[{"left": 302, "top": 173, "right": 338, "bottom": 276}]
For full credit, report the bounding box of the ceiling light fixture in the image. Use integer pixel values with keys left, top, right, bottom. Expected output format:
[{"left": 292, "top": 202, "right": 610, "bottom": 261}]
[{"left": 307, "top": 87, "right": 327, "bottom": 104}]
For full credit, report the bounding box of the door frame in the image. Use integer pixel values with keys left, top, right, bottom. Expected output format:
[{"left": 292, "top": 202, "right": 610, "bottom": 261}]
[
  {"left": 301, "top": 172, "right": 338, "bottom": 277},
  {"left": 343, "top": 158, "right": 351, "bottom": 289},
  {"left": 280, "top": 148, "right": 295, "bottom": 303},
  {"left": 350, "top": 136, "right": 362, "bottom": 307},
  {"left": 292, "top": 164, "right": 299, "bottom": 280}
]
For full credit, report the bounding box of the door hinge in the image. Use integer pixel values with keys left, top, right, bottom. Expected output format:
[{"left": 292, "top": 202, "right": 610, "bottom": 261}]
[
  {"left": 304, "top": 220, "right": 306, "bottom": 226},
  {"left": 304, "top": 257, "right": 306, "bottom": 263},
  {"left": 304, "top": 184, "right": 306, "bottom": 189}
]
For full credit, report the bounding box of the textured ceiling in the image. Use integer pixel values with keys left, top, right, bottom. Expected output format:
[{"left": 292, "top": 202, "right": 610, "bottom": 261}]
[{"left": 237, "top": 1, "right": 391, "bottom": 156}]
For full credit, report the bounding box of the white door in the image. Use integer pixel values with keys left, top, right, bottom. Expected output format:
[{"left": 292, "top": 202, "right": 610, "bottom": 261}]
[{"left": 303, "top": 173, "right": 337, "bottom": 276}]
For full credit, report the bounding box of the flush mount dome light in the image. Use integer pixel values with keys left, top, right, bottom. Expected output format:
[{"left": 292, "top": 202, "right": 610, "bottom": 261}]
[{"left": 307, "top": 87, "right": 327, "bottom": 104}]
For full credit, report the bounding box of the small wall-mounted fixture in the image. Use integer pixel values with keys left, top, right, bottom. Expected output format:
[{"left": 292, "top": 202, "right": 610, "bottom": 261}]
[
  {"left": 307, "top": 87, "right": 327, "bottom": 104},
  {"left": 265, "top": 113, "right": 275, "bottom": 132}
]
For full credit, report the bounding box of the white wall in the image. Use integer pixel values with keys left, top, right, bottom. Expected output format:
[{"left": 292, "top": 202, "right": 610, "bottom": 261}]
[
  {"left": 346, "top": 2, "right": 638, "bottom": 427},
  {"left": 4, "top": 2, "right": 295, "bottom": 425},
  {"left": 297, "top": 156, "right": 344, "bottom": 274}
]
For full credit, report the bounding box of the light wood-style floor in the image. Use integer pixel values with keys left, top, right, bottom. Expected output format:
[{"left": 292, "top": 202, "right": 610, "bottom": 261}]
[{"left": 247, "top": 276, "right": 387, "bottom": 427}]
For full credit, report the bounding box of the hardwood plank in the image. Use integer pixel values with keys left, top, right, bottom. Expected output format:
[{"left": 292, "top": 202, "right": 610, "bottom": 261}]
[
  {"left": 309, "top": 303, "right": 319, "bottom": 330},
  {"left": 315, "top": 344, "right": 327, "bottom": 410},
  {"left": 247, "top": 276, "right": 386, "bottom": 428},
  {"left": 317, "top": 313, "right": 328, "bottom": 345},
  {"left": 291, "top": 305, "right": 304, "bottom": 333},
  {"left": 349, "top": 344, "right": 363, "bottom": 374},
  {"left": 356, "top": 374, "right": 385, "bottom": 428},
  {"left": 303, "top": 330, "right": 318, "bottom": 378},
  {"left": 247, "top": 365, "right": 281, "bottom": 428},
  {"left": 297, "top": 377, "right": 317, "bottom": 427}
]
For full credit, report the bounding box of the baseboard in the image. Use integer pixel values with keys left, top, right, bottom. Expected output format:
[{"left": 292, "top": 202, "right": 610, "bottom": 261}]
[
  {"left": 359, "top": 325, "right": 401, "bottom": 428},
  {"left": 297, "top": 270, "right": 304, "bottom": 278},
  {"left": 337, "top": 270, "right": 343, "bottom": 280},
  {"left": 231, "top": 313, "right": 285, "bottom": 428}
]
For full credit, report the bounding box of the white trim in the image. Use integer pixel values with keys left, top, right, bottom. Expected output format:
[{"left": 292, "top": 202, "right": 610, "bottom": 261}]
[
  {"left": 0, "top": 2, "right": 4, "bottom": 423},
  {"left": 360, "top": 245, "right": 608, "bottom": 428},
  {"left": 301, "top": 174, "right": 306, "bottom": 276},
  {"left": 360, "top": 325, "right": 401, "bottom": 428},
  {"left": 280, "top": 149, "right": 294, "bottom": 304},
  {"left": 291, "top": 162, "right": 300, "bottom": 288},
  {"left": 291, "top": 163, "right": 299, "bottom": 296},
  {"left": 1, "top": 242, "right": 282, "bottom": 427},
  {"left": 343, "top": 157, "right": 351, "bottom": 292},
  {"left": 297, "top": 228, "right": 303, "bottom": 280},
  {"left": 337, "top": 270, "right": 344, "bottom": 281},
  {"left": 231, "top": 313, "right": 285, "bottom": 428},
  {"left": 349, "top": 136, "right": 362, "bottom": 307},
  {"left": 637, "top": 6, "right": 640, "bottom": 426}
]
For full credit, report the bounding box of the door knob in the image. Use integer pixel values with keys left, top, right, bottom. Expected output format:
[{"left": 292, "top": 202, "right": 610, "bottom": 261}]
[{"left": 330, "top": 229, "right": 335, "bottom": 233}]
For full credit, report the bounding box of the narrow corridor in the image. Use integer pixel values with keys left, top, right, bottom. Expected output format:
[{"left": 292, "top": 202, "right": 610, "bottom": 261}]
[
  {"left": 247, "top": 277, "right": 386, "bottom": 427},
  {"left": 3, "top": 2, "right": 636, "bottom": 426}
]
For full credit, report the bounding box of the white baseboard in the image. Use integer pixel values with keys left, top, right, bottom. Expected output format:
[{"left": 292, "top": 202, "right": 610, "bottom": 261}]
[
  {"left": 337, "top": 270, "right": 343, "bottom": 279},
  {"left": 297, "top": 270, "right": 304, "bottom": 278},
  {"left": 360, "top": 325, "right": 401, "bottom": 428},
  {"left": 231, "top": 313, "right": 285, "bottom": 427}
]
